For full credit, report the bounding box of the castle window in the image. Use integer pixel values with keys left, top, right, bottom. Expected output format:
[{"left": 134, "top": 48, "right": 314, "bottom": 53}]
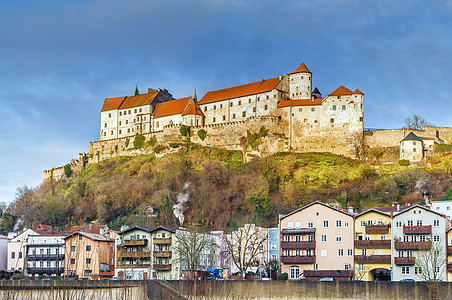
[
  {"left": 119, "top": 112, "right": 122, "bottom": 116},
  {"left": 264, "top": 105, "right": 268, "bottom": 110},
  {"left": 311, "top": 108, "right": 315, "bottom": 112},
  {"left": 144, "top": 117, "right": 146, "bottom": 120},
  {"left": 242, "top": 111, "right": 246, "bottom": 118},
  {"left": 238, "top": 101, "right": 241, "bottom": 105},
  {"left": 214, "top": 105, "right": 216, "bottom": 110},
  {"left": 213, "top": 117, "right": 216, "bottom": 123},
  {"left": 134, "top": 109, "right": 137, "bottom": 113},
  {"left": 413, "top": 148, "right": 416, "bottom": 152},
  {"left": 137, "top": 126, "right": 139, "bottom": 130},
  {"left": 108, "top": 113, "right": 111, "bottom": 118},
  {"left": 156, "top": 122, "right": 159, "bottom": 127},
  {"left": 361, "top": 104, "right": 363, "bottom": 109},
  {"left": 127, "top": 129, "right": 130, "bottom": 133},
  {"left": 274, "top": 94, "right": 276, "bottom": 98},
  {"left": 103, "top": 132, "right": 106, "bottom": 136},
  {"left": 253, "top": 107, "right": 256, "bottom": 112},
  {"left": 301, "top": 76, "right": 304, "bottom": 79},
  {"left": 342, "top": 105, "right": 346, "bottom": 110},
  {"left": 359, "top": 117, "right": 363, "bottom": 122},
  {"left": 249, "top": 99, "right": 252, "bottom": 103},
  {"left": 204, "top": 107, "right": 207, "bottom": 112},
  {"left": 104, "top": 123, "right": 107, "bottom": 128},
  {"left": 119, "top": 121, "right": 121, "bottom": 125},
  {"left": 332, "top": 105, "right": 336, "bottom": 111},
  {"left": 230, "top": 102, "right": 233, "bottom": 107},
  {"left": 128, "top": 110, "right": 131, "bottom": 114},
  {"left": 309, "top": 77, "right": 311, "bottom": 80},
  {"left": 337, "top": 96, "right": 341, "bottom": 99},
  {"left": 232, "top": 114, "right": 236, "bottom": 119},
  {"left": 139, "top": 108, "right": 142, "bottom": 113},
  {"left": 111, "top": 131, "right": 113, "bottom": 135},
  {"left": 119, "top": 130, "right": 122, "bottom": 134},
  {"left": 330, "top": 118, "right": 334, "bottom": 123},
  {"left": 266, "top": 95, "right": 269, "bottom": 100},
  {"left": 314, "top": 120, "right": 318, "bottom": 123},
  {"left": 299, "top": 108, "right": 302, "bottom": 112},
  {"left": 220, "top": 104, "right": 223, "bottom": 108},
  {"left": 304, "top": 119, "right": 307, "bottom": 122},
  {"left": 413, "top": 141, "right": 416, "bottom": 145},
  {"left": 354, "top": 104, "right": 358, "bottom": 109},
  {"left": 126, "top": 120, "right": 128, "bottom": 124},
  {"left": 223, "top": 115, "right": 226, "bottom": 121}
]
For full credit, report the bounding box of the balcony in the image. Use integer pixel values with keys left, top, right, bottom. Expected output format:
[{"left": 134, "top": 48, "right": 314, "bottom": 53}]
[
  {"left": 403, "top": 226, "right": 432, "bottom": 234},
  {"left": 303, "top": 270, "right": 353, "bottom": 280},
  {"left": 365, "top": 225, "right": 390, "bottom": 234},
  {"left": 124, "top": 239, "right": 148, "bottom": 246},
  {"left": 154, "top": 251, "right": 172, "bottom": 258},
  {"left": 354, "top": 240, "right": 391, "bottom": 248},
  {"left": 99, "top": 270, "right": 114, "bottom": 276},
  {"left": 27, "top": 267, "right": 64, "bottom": 275},
  {"left": 394, "top": 241, "right": 431, "bottom": 250},
  {"left": 447, "top": 246, "right": 452, "bottom": 255},
  {"left": 118, "top": 251, "right": 151, "bottom": 259},
  {"left": 117, "top": 262, "right": 151, "bottom": 268},
  {"left": 154, "top": 264, "right": 172, "bottom": 271},
  {"left": 27, "top": 254, "right": 65, "bottom": 261},
  {"left": 354, "top": 255, "right": 391, "bottom": 264},
  {"left": 394, "top": 257, "right": 415, "bottom": 265},
  {"left": 281, "top": 228, "right": 316, "bottom": 235},
  {"left": 281, "top": 255, "right": 315, "bottom": 264},
  {"left": 448, "top": 264, "right": 452, "bottom": 272},
  {"left": 153, "top": 237, "right": 172, "bottom": 245},
  {"left": 281, "top": 241, "right": 315, "bottom": 250}
]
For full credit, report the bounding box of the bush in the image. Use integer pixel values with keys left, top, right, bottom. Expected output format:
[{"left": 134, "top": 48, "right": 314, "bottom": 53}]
[
  {"left": 197, "top": 129, "right": 207, "bottom": 141},
  {"left": 153, "top": 145, "right": 167, "bottom": 154},
  {"left": 398, "top": 159, "right": 410, "bottom": 166},
  {"left": 180, "top": 125, "right": 192, "bottom": 137},
  {"left": 358, "top": 164, "right": 377, "bottom": 179},
  {"left": 125, "top": 138, "right": 130, "bottom": 148},
  {"left": 147, "top": 136, "right": 157, "bottom": 147},
  {"left": 64, "top": 164, "right": 73, "bottom": 177},
  {"left": 278, "top": 273, "right": 288, "bottom": 280},
  {"left": 169, "top": 143, "right": 181, "bottom": 148},
  {"left": 133, "top": 134, "right": 146, "bottom": 149},
  {"left": 434, "top": 144, "right": 452, "bottom": 153},
  {"left": 247, "top": 126, "right": 269, "bottom": 149}
]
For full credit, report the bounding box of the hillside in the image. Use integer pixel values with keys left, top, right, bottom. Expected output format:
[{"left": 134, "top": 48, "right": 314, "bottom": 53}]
[{"left": 3, "top": 145, "right": 452, "bottom": 233}]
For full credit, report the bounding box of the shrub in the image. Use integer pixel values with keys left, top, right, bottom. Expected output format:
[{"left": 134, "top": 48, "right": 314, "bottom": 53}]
[
  {"left": 153, "top": 145, "right": 167, "bottom": 154},
  {"left": 147, "top": 136, "right": 157, "bottom": 147},
  {"left": 247, "top": 126, "right": 269, "bottom": 149},
  {"left": 398, "top": 159, "right": 410, "bottom": 166},
  {"left": 278, "top": 273, "right": 288, "bottom": 280},
  {"left": 64, "top": 164, "right": 73, "bottom": 177},
  {"left": 133, "top": 134, "right": 146, "bottom": 149},
  {"left": 180, "top": 125, "right": 192, "bottom": 137},
  {"left": 358, "top": 164, "right": 377, "bottom": 179},
  {"left": 434, "top": 144, "right": 452, "bottom": 153},
  {"left": 125, "top": 138, "right": 130, "bottom": 148},
  {"left": 169, "top": 143, "right": 181, "bottom": 148},
  {"left": 197, "top": 129, "right": 207, "bottom": 141}
]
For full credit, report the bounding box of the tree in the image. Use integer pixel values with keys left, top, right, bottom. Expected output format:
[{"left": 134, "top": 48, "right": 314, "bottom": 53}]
[
  {"left": 133, "top": 134, "right": 146, "bottom": 149},
  {"left": 197, "top": 129, "right": 207, "bottom": 141},
  {"left": 64, "top": 164, "right": 73, "bottom": 177},
  {"left": 369, "top": 147, "right": 385, "bottom": 164},
  {"left": 349, "top": 131, "right": 367, "bottom": 159},
  {"left": 134, "top": 85, "right": 140, "bottom": 96},
  {"left": 415, "top": 241, "right": 446, "bottom": 300},
  {"left": 405, "top": 114, "right": 429, "bottom": 130},
  {"left": 222, "top": 224, "right": 268, "bottom": 276}
]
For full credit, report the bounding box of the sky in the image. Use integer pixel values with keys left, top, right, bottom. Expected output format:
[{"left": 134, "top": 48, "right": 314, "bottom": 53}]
[{"left": 0, "top": 0, "right": 451, "bottom": 204}]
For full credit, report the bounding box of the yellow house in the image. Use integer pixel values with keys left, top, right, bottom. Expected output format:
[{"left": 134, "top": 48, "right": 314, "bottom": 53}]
[
  {"left": 65, "top": 231, "right": 115, "bottom": 280},
  {"left": 447, "top": 229, "right": 452, "bottom": 281},
  {"left": 354, "top": 209, "right": 392, "bottom": 281}
]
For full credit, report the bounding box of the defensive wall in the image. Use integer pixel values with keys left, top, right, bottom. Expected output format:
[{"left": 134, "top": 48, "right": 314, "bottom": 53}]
[{"left": 1, "top": 280, "right": 452, "bottom": 300}]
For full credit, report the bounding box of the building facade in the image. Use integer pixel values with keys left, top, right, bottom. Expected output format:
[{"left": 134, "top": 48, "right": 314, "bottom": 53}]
[
  {"left": 354, "top": 209, "right": 392, "bottom": 281},
  {"left": 279, "top": 201, "right": 354, "bottom": 281},
  {"left": 26, "top": 233, "right": 65, "bottom": 277},
  {"left": 391, "top": 205, "right": 450, "bottom": 281},
  {"left": 7, "top": 228, "right": 38, "bottom": 272},
  {"left": 431, "top": 199, "right": 452, "bottom": 220},
  {"left": 400, "top": 132, "right": 437, "bottom": 162},
  {"left": 64, "top": 231, "right": 115, "bottom": 279}
]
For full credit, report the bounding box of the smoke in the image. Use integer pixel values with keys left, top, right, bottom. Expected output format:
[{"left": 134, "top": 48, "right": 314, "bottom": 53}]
[
  {"left": 173, "top": 182, "right": 190, "bottom": 226},
  {"left": 13, "top": 216, "right": 24, "bottom": 232},
  {"left": 415, "top": 178, "right": 428, "bottom": 193}
]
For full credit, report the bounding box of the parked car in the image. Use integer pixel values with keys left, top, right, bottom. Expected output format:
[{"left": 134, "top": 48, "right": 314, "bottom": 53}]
[
  {"left": 400, "top": 279, "right": 414, "bottom": 282},
  {"left": 319, "top": 277, "right": 334, "bottom": 281}
]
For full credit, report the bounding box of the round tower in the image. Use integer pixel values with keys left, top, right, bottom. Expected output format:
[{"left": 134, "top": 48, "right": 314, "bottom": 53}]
[{"left": 288, "top": 63, "right": 312, "bottom": 99}]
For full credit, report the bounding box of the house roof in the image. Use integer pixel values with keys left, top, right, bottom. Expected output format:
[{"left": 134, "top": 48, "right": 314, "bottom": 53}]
[
  {"left": 153, "top": 97, "right": 191, "bottom": 118},
  {"left": 120, "top": 92, "right": 160, "bottom": 110},
  {"left": 329, "top": 85, "right": 354, "bottom": 96},
  {"left": 393, "top": 204, "right": 447, "bottom": 218},
  {"left": 65, "top": 231, "right": 113, "bottom": 242},
  {"left": 401, "top": 132, "right": 423, "bottom": 142},
  {"left": 353, "top": 89, "right": 364, "bottom": 95},
  {"left": 101, "top": 96, "right": 127, "bottom": 112},
  {"left": 280, "top": 201, "right": 354, "bottom": 220},
  {"left": 198, "top": 77, "right": 281, "bottom": 105},
  {"left": 69, "top": 225, "right": 109, "bottom": 235},
  {"left": 120, "top": 225, "right": 178, "bottom": 235},
  {"left": 31, "top": 224, "right": 64, "bottom": 235},
  {"left": 277, "top": 98, "right": 323, "bottom": 108},
  {"left": 182, "top": 103, "right": 205, "bottom": 117},
  {"left": 374, "top": 205, "right": 410, "bottom": 213},
  {"left": 289, "top": 63, "right": 311, "bottom": 74},
  {"left": 356, "top": 208, "right": 392, "bottom": 218}
]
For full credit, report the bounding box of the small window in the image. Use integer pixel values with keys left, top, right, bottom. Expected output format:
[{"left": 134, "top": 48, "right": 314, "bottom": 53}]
[
  {"left": 336, "top": 235, "right": 342, "bottom": 242},
  {"left": 128, "top": 110, "right": 131, "bottom": 114},
  {"left": 126, "top": 120, "right": 128, "bottom": 124},
  {"left": 104, "top": 123, "right": 107, "bottom": 128},
  {"left": 119, "top": 121, "right": 121, "bottom": 126},
  {"left": 330, "top": 118, "right": 334, "bottom": 123},
  {"left": 323, "top": 220, "right": 328, "bottom": 228},
  {"left": 230, "top": 102, "right": 233, "bottom": 107},
  {"left": 70, "top": 258, "right": 75, "bottom": 264},
  {"left": 78, "top": 235, "right": 82, "bottom": 240},
  {"left": 223, "top": 115, "right": 226, "bottom": 121},
  {"left": 332, "top": 105, "right": 336, "bottom": 111},
  {"left": 204, "top": 107, "right": 207, "bottom": 112},
  {"left": 342, "top": 105, "right": 346, "bottom": 110},
  {"left": 433, "top": 219, "right": 440, "bottom": 227},
  {"left": 139, "top": 108, "right": 142, "bottom": 113},
  {"left": 299, "top": 108, "right": 302, "bottom": 112},
  {"left": 253, "top": 107, "right": 256, "bottom": 112},
  {"left": 359, "top": 117, "right": 363, "bottom": 122},
  {"left": 134, "top": 109, "right": 137, "bottom": 113},
  {"left": 344, "top": 264, "right": 350, "bottom": 270},
  {"left": 213, "top": 117, "right": 216, "bottom": 123},
  {"left": 242, "top": 111, "right": 246, "bottom": 118},
  {"left": 86, "top": 245, "right": 91, "bottom": 251},
  {"left": 321, "top": 235, "right": 327, "bottom": 242},
  {"left": 108, "top": 113, "right": 111, "bottom": 118},
  {"left": 311, "top": 108, "right": 315, "bottom": 112},
  {"left": 338, "top": 249, "right": 344, "bottom": 257},
  {"left": 238, "top": 101, "right": 241, "bottom": 105},
  {"left": 213, "top": 105, "right": 216, "bottom": 110},
  {"left": 354, "top": 104, "right": 358, "bottom": 109},
  {"left": 86, "top": 258, "right": 91, "bottom": 264},
  {"left": 347, "top": 249, "right": 353, "bottom": 256},
  {"left": 232, "top": 114, "right": 236, "bottom": 119},
  {"left": 264, "top": 105, "right": 268, "bottom": 110},
  {"left": 336, "top": 220, "right": 342, "bottom": 228},
  {"left": 71, "top": 246, "right": 76, "bottom": 252},
  {"left": 307, "top": 221, "right": 313, "bottom": 228},
  {"left": 119, "top": 112, "right": 122, "bottom": 116},
  {"left": 249, "top": 99, "right": 252, "bottom": 103},
  {"left": 220, "top": 104, "right": 223, "bottom": 108}
]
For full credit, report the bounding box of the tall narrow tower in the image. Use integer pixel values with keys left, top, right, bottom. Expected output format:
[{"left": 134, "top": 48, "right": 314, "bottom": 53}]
[{"left": 288, "top": 63, "right": 312, "bottom": 99}]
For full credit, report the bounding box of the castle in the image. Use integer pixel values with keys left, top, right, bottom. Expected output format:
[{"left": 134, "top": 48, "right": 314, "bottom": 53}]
[{"left": 43, "top": 62, "right": 452, "bottom": 182}]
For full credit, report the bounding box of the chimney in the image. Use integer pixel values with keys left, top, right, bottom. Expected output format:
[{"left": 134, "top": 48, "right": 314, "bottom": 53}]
[
  {"left": 100, "top": 227, "right": 105, "bottom": 235},
  {"left": 397, "top": 204, "right": 400, "bottom": 211},
  {"left": 348, "top": 207, "right": 354, "bottom": 214},
  {"left": 279, "top": 75, "right": 282, "bottom": 80}
]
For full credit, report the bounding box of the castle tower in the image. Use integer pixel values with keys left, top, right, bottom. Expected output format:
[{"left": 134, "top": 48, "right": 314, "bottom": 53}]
[{"left": 288, "top": 63, "right": 312, "bottom": 99}]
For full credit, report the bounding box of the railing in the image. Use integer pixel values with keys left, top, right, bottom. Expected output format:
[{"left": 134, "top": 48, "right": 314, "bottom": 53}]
[
  {"left": 304, "top": 270, "right": 353, "bottom": 278},
  {"left": 281, "top": 255, "right": 315, "bottom": 264},
  {"left": 27, "top": 267, "right": 64, "bottom": 275},
  {"left": 403, "top": 226, "right": 432, "bottom": 234},
  {"left": 448, "top": 264, "right": 452, "bottom": 272},
  {"left": 153, "top": 237, "right": 172, "bottom": 245},
  {"left": 354, "top": 240, "right": 391, "bottom": 248},
  {"left": 354, "top": 255, "right": 391, "bottom": 263},
  {"left": 27, "top": 254, "right": 65, "bottom": 261},
  {"left": 394, "top": 257, "right": 415, "bottom": 265},
  {"left": 154, "top": 251, "right": 172, "bottom": 258},
  {"left": 154, "top": 264, "right": 172, "bottom": 271},
  {"left": 280, "top": 241, "right": 315, "bottom": 249},
  {"left": 394, "top": 241, "right": 431, "bottom": 250},
  {"left": 116, "top": 262, "right": 151, "bottom": 268},
  {"left": 365, "top": 225, "right": 390, "bottom": 234},
  {"left": 447, "top": 246, "right": 452, "bottom": 255},
  {"left": 124, "top": 239, "right": 148, "bottom": 246},
  {"left": 117, "top": 250, "right": 151, "bottom": 259}
]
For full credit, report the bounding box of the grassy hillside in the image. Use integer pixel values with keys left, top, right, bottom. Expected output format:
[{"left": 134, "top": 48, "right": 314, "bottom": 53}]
[{"left": 4, "top": 144, "right": 452, "bottom": 233}]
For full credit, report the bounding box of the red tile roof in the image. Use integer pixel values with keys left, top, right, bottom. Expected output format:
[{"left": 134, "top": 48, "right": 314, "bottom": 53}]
[
  {"left": 329, "top": 85, "right": 354, "bottom": 96},
  {"left": 289, "top": 62, "right": 311, "bottom": 74},
  {"left": 153, "top": 97, "right": 191, "bottom": 118},
  {"left": 198, "top": 77, "right": 281, "bottom": 105},
  {"left": 277, "top": 98, "right": 323, "bottom": 108},
  {"left": 182, "top": 103, "right": 204, "bottom": 116},
  {"left": 69, "top": 225, "right": 109, "bottom": 235},
  {"left": 101, "top": 96, "right": 127, "bottom": 112},
  {"left": 353, "top": 89, "right": 364, "bottom": 95},
  {"left": 120, "top": 92, "right": 160, "bottom": 110}
]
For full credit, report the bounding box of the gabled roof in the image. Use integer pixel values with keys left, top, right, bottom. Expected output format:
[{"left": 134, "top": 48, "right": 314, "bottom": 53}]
[
  {"left": 353, "top": 89, "right": 364, "bottom": 95},
  {"left": 356, "top": 208, "right": 392, "bottom": 218},
  {"left": 69, "top": 225, "right": 109, "bottom": 235},
  {"left": 182, "top": 103, "right": 204, "bottom": 117},
  {"left": 120, "top": 225, "right": 177, "bottom": 235},
  {"left": 280, "top": 201, "right": 354, "bottom": 220},
  {"left": 101, "top": 96, "right": 127, "bottom": 112},
  {"left": 198, "top": 77, "right": 281, "bottom": 105},
  {"left": 289, "top": 63, "right": 311, "bottom": 74},
  {"left": 153, "top": 97, "right": 191, "bottom": 118},
  {"left": 65, "top": 231, "right": 113, "bottom": 242},
  {"left": 277, "top": 98, "right": 323, "bottom": 108},
  {"left": 329, "top": 85, "right": 354, "bottom": 96},
  {"left": 374, "top": 205, "right": 410, "bottom": 213},
  {"left": 120, "top": 92, "right": 160, "bottom": 110},
  {"left": 393, "top": 204, "right": 447, "bottom": 218},
  {"left": 401, "top": 132, "right": 423, "bottom": 142}
]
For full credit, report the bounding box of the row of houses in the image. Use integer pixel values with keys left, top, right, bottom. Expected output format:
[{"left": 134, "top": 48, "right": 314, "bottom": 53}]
[{"left": 1, "top": 199, "right": 452, "bottom": 281}]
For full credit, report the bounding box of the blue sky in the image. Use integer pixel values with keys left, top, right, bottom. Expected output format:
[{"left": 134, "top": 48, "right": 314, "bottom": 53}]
[{"left": 1, "top": 0, "right": 451, "bottom": 204}]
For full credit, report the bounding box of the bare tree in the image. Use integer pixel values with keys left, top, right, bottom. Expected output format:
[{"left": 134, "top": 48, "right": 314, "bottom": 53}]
[
  {"left": 222, "top": 224, "right": 268, "bottom": 276},
  {"left": 405, "top": 114, "right": 429, "bottom": 130},
  {"left": 415, "top": 241, "right": 446, "bottom": 300},
  {"left": 348, "top": 131, "right": 367, "bottom": 159},
  {"left": 354, "top": 264, "right": 373, "bottom": 281}
]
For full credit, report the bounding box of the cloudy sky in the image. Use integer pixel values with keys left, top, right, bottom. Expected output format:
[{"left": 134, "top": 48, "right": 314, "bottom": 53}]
[{"left": 0, "top": 0, "right": 451, "bottom": 204}]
